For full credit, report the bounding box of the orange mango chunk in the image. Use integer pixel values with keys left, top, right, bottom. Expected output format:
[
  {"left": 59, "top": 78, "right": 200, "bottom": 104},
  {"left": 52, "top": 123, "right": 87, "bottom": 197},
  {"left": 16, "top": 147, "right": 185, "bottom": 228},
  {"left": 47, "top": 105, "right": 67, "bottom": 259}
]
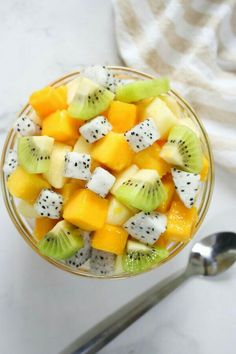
[
  {"left": 56, "top": 85, "right": 67, "bottom": 104},
  {"left": 200, "top": 156, "right": 209, "bottom": 181},
  {"left": 59, "top": 182, "right": 81, "bottom": 206},
  {"left": 92, "top": 132, "right": 133, "bottom": 172},
  {"left": 63, "top": 189, "right": 108, "bottom": 231},
  {"left": 29, "top": 86, "right": 67, "bottom": 118},
  {"left": 7, "top": 167, "right": 50, "bottom": 203},
  {"left": 107, "top": 101, "right": 137, "bottom": 133},
  {"left": 42, "top": 110, "right": 80, "bottom": 142},
  {"left": 92, "top": 224, "right": 128, "bottom": 255},
  {"left": 155, "top": 233, "right": 169, "bottom": 248},
  {"left": 157, "top": 174, "right": 175, "bottom": 213},
  {"left": 164, "top": 200, "right": 198, "bottom": 242},
  {"left": 33, "top": 218, "right": 58, "bottom": 241},
  {"left": 133, "top": 144, "right": 171, "bottom": 177}
]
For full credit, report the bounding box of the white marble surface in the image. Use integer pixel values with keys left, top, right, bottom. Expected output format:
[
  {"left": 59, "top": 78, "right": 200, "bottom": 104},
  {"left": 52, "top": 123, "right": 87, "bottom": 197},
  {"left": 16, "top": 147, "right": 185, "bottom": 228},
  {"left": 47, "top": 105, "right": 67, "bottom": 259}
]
[{"left": 0, "top": 1, "right": 236, "bottom": 354}]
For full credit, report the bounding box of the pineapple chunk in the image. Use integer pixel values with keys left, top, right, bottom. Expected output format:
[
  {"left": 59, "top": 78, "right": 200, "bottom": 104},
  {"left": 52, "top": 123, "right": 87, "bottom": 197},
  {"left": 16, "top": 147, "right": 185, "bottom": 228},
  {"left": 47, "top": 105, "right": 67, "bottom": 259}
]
[
  {"left": 141, "top": 97, "right": 178, "bottom": 139},
  {"left": 106, "top": 197, "right": 134, "bottom": 225},
  {"left": 160, "top": 94, "right": 181, "bottom": 118},
  {"left": 43, "top": 142, "right": 72, "bottom": 189}
]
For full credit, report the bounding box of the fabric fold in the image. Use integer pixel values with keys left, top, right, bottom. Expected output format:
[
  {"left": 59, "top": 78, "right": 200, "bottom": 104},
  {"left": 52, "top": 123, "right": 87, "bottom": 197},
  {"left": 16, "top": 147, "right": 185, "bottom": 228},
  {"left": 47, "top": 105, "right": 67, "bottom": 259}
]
[{"left": 113, "top": 0, "right": 236, "bottom": 174}]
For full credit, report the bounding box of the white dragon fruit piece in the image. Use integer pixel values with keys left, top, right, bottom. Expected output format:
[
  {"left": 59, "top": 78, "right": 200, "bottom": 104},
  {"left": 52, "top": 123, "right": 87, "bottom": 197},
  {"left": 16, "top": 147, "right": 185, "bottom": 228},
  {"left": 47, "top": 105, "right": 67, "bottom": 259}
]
[
  {"left": 124, "top": 118, "right": 160, "bottom": 152},
  {"left": 124, "top": 211, "right": 167, "bottom": 245},
  {"left": 64, "top": 152, "right": 91, "bottom": 180},
  {"left": 66, "top": 231, "right": 91, "bottom": 268},
  {"left": 90, "top": 249, "right": 116, "bottom": 275},
  {"left": 3, "top": 149, "right": 18, "bottom": 178},
  {"left": 13, "top": 116, "right": 41, "bottom": 136},
  {"left": 79, "top": 116, "right": 112, "bottom": 144},
  {"left": 34, "top": 189, "right": 63, "bottom": 219},
  {"left": 80, "top": 65, "right": 122, "bottom": 93},
  {"left": 171, "top": 168, "right": 201, "bottom": 208},
  {"left": 86, "top": 167, "right": 116, "bottom": 198}
]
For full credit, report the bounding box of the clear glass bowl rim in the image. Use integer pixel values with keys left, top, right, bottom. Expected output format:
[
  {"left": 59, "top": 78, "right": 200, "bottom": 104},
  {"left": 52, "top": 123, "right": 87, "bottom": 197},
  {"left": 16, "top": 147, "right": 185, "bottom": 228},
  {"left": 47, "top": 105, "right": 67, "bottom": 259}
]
[{"left": 0, "top": 66, "right": 214, "bottom": 279}]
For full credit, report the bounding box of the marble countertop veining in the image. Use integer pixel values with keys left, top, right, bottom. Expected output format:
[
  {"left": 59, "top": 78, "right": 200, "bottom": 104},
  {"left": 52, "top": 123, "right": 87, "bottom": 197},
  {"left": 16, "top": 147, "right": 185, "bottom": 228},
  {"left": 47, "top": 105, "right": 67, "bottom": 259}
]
[{"left": 0, "top": 1, "right": 236, "bottom": 354}]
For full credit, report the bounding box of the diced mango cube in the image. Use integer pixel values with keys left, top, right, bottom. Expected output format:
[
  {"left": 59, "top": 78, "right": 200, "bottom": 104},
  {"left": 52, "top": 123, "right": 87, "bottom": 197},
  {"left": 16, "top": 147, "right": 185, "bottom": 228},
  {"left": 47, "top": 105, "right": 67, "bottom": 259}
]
[
  {"left": 164, "top": 200, "right": 198, "bottom": 242},
  {"left": 63, "top": 189, "right": 108, "bottom": 231},
  {"left": 42, "top": 110, "right": 80, "bottom": 142},
  {"left": 7, "top": 167, "right": 50, "bottom": 203},
  {"left": 200, "top": 156, "right": 209, "bottom": 181},
  {"left": 155, "top": 233, "right": 169, "bottom": 248},
  {"left": 92, "top": 132, "right": 133, "bottom": 172},
  {"left": 33, "top": 218, "right": 58, "bottom": 241},
  {"left": 29, "top": 86, "right": 67, "bottom": 118},
  {"left": 92, "top": 224, "right": 128, "bottom": 255},
  {"left": 133, "top": 144, "right": 171, "bottom": 177},
  {"left": 59, "top": 182, "right": 81, "bottom": 206},
  {"left": 156, "top": 174, "right": 175, "bottom": 213},
  {"left": 107, "top": 101, "right": 137, "bottom": 133},
  {"left": 56, "top": 85, "right": 67, "bottom": 104}
]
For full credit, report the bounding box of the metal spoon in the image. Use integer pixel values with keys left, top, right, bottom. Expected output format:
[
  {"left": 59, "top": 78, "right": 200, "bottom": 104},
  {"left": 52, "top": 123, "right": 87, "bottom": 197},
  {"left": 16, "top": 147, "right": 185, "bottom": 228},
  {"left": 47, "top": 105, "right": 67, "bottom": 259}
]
[{"left": 62, "top": 231, "right": 236, "bottom": 354}]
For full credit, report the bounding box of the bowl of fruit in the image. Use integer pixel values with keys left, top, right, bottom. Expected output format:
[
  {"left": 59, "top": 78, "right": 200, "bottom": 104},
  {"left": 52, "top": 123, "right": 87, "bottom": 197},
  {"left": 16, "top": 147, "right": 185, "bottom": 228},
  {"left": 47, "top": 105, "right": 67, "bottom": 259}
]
[{"left": 1, "top": 66, "right": 213, "bottom": 278}]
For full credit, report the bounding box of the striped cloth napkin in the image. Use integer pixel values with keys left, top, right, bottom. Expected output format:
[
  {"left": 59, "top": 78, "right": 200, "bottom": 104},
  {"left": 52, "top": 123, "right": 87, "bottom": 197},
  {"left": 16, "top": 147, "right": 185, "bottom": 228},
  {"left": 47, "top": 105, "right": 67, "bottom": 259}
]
[{"left": 113, "top": 0, "right": 236, "bottom": 174}]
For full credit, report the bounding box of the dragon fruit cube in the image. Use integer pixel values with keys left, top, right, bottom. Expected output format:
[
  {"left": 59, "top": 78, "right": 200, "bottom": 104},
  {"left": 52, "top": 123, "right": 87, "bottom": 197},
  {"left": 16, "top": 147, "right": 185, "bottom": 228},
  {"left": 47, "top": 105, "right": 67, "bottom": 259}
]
[
  {"left": 124, "top": 211, "right": 167, "bottom": 245},
  {"left": 86, "top": 167, "right": 116, "bottom": 197},
  {"left": 90, "top": 249, "right": 116, "bottom": 275},
  {"left": 64, "top": 152, "right": 91, "bottom": 180},
  {"left": 79, "top": 116, "right": 112, "bottom": 143},
  {"left": 124, "top": 118, "right": 160, "bottom": 152},
  {"left": 3, "top": 149, "right": 18, "bottom": 178},
  {"left": 14, "top": 116, "right": 41, "bottom": 136},
  {"left": 34, "top": 189, "right": 63, "bottom": 219}
]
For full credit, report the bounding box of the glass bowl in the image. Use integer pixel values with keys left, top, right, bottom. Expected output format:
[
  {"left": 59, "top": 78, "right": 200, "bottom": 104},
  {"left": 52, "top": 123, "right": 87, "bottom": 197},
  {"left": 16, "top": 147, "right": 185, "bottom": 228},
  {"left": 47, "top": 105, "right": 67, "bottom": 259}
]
[{"left": 0, "top": 66, "right": 214, "bottom": 279}]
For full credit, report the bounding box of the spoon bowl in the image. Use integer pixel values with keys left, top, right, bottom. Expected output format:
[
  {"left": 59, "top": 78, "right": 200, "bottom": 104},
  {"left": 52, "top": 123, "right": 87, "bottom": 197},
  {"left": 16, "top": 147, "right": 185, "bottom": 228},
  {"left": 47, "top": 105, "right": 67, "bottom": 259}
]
[
  {"left": 63, "top": 231, "right": 236, "bottom": 354},
  {"left": 188, "top": 232, "right": 236, "bottom": 276}
]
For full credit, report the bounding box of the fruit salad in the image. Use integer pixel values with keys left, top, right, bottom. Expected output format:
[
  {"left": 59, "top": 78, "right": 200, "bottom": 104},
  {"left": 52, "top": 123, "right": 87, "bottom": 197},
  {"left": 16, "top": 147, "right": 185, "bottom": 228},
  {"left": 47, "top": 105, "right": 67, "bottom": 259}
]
[{"left": 3, "top": 65, "right": 210, "bottom": 277}]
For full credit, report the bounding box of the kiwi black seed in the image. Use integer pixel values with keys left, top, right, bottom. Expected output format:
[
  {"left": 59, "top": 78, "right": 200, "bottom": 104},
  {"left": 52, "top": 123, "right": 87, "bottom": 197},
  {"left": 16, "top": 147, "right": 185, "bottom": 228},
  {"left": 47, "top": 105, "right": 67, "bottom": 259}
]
[
  {"left": 37, "top": 220, "right": 84, "bottom": 260},
  {"left": 68, "top": 77, "right": 114, "bottom": 120},
  {"left": 160, "top": 125, "right": 203, "bottom": 173},
  {"left": 114, "top": 169, "right": 167, "bottom": 212},
  {"left": 17, "top": 136, "right": 54, "bottom": 174},
  {"left": 122, "top": 247, "right": 168, "bottom": 273}
]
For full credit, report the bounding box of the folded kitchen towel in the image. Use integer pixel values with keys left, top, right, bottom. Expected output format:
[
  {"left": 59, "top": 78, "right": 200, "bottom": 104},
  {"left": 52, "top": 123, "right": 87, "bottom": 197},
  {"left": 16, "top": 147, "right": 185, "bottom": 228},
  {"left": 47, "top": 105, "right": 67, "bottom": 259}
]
[{"left": 113, "top": 0, "right": 236, "bottom": 174}]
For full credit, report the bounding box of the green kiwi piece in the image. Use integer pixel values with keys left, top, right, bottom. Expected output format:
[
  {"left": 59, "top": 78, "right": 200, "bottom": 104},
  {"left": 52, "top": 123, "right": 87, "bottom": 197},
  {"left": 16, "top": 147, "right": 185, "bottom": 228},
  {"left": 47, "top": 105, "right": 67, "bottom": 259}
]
[
  {"left": 18, "top": 136, "right": 54, "bottom": 174},
  {"left": 37, "top": 221, "right": 84, "bottom": 260},
  {"left": 122, "top": 240, "right": 169, "bottom": 273},
  {"left": 68, "top": 77, "right": 114, "bottom": 120},
  {"left": 115, "top": 77, "right": 170, "bottom": 103},
  {"left": 114, "top": 169, "right": 167, "bottom": 212},
  {"left": 160, "top": 125, "right": 203, "bottom": 173}
]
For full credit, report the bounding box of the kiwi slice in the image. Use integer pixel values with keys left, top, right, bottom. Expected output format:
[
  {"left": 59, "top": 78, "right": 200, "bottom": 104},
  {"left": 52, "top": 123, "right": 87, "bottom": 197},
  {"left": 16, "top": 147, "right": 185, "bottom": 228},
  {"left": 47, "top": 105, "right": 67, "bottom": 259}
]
[
  {"left": 115, "top": 77, "right": 170, "bottom": 103},
  {"left": 122, "top": 240, "right": 169, "bottom": 273},
  {"left": 18, "top": 136, "right": 54, "bottom": 174},
  {"left": 160, "top": 125, "right": 203, "bottom": 173},
  {"left": 67, "top": 77, "right": 114, "bottom": 120},
  {"left": 37, "top": 220, "right": 84, "bottom": 260},
  {"left": 114, "top": 169, "right": 167, "bottom": 212}
]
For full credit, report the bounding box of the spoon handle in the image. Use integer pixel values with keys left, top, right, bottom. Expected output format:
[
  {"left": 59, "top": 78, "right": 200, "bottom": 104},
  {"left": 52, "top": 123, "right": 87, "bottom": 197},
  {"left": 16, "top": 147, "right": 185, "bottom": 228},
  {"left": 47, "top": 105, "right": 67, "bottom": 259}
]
[{"left": 66, "top": 269, "right": 190, "bottom": 354}]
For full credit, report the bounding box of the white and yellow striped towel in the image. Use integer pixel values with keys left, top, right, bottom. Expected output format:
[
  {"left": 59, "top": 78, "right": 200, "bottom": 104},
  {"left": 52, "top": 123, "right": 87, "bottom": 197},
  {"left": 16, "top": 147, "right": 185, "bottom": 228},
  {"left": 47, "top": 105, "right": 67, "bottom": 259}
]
[{"left": 113, "top": 0, "right": 236, "bottom": 174}]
